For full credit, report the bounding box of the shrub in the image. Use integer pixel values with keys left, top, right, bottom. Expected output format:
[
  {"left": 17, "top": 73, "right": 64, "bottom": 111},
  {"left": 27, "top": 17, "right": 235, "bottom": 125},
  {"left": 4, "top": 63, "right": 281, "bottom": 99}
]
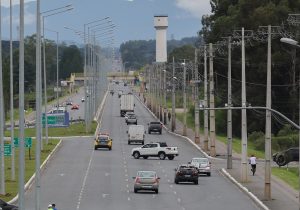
[{"left": 248, "top": 131, "right": 265, "bottom": 151}]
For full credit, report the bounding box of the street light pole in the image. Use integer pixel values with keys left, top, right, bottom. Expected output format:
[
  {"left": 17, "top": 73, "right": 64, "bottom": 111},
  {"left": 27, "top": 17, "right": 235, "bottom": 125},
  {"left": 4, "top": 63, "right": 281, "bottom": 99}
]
[
  {"left": 18, "top": 0, "right": 26, "bottom": 208},
  {"left": 0, "top": 0, "right": 5, "bottom": 196},
  {"left": 171, "top": 57, "right": 176, "bottom": 131},
  {"left": 194, "top": 49, "right": 200, "bottom": 144},
  {"left": 241, "top": 27, "right": 248, "bottom": 182},
  {"left": 203, "top": 45, "right": 209, "bottom": 151},
  {"left": 35, "top": 0, "right": 42, "bottom": 209},
  {"left": 183, "top": 60, "right": 187, "bottom": 136},
  {"left": 9, "top": 0, "right": 15, "bottom": 181},
  {"left": 209, "top": 43, "right": 216, "bottom": 156},
  {"left": 163, "top": 69, "right": 167, "bottom": 125}
]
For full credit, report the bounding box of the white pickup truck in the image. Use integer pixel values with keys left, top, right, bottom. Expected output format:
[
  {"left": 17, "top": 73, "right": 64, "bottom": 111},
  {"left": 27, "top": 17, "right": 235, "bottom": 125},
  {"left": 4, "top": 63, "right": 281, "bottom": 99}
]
[{"left": 131, "top": 142, "right": 179, "bottom": 160}]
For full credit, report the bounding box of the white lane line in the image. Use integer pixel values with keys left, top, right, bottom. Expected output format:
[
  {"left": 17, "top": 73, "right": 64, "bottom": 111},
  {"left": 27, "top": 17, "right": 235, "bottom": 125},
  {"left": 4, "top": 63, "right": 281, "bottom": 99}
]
[
  {"left": 76, "top": 149, "right": 94, "bottom": 210},
  {"left": 125, "top": 179, "right": 128, "bottom": 182},
  {"left": 177, "top": 198, "right": 181, "bottom": 203},
  {"left": 164, "top": 174, "right": 167, "bottom": 177},
  {"left": 170, "top": 185, "right": 173, "bottom": 188},
  {"left": 125, "top": 174, "right": 128, "bottom": 177},
  {"left": 105, "top": 172, "right": 110, "bottom": 177},
  {"left": 173, "top": 191, "right": 177, "bottom": 195},
  {"left": 126, "top": 184, "right": 129, "bottom": 188},
  {"left": 152, "top": 195, "right": 156, "bottom": 198},
  {"left": 127, "top": 190, "right": 130, "bottom": 193},
  {"left": 128, "top": 197, "right": 131, "bottom": 201},
  {"left": 124, "top": 169, "right": 127, "bottom": 173},
  {"left": 162, "top": 169, "right": 165, "bottom": 173},
  {"left": 167, "top": 179, "right": 170, "bottom": 183},
  {"left": 102, "top": 194, "right": 110, "bottom": 198}
]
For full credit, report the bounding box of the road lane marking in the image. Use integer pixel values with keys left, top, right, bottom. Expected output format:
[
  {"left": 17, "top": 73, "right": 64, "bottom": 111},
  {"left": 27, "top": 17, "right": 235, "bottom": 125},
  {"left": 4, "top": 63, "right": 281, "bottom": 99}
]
[
  {"left": 105, "top": 172, "right": 110, "bottom": 176},
  {"left": 126, "top": 184, "right": 129, "bottom": 188},
  {"left": 102, "top": 194, "right": 110, "bottom": 198},
  {"left": 128, "top": 197, "right": 131, "bottom": 201},
  {"left": 177, "top": 198, "right": 181, "bottom": 203},
  {"left": 174, "top": 191, "right": 177, "bottom": 195},
  {"left": 76, "top": 149, "right": 94, "bottom": 210},
  {"left": 170, "top": 185, "right": 173, "bottom": 188},
  {"left": 167, "top": 179, "right": 170, "bottom": 183}
]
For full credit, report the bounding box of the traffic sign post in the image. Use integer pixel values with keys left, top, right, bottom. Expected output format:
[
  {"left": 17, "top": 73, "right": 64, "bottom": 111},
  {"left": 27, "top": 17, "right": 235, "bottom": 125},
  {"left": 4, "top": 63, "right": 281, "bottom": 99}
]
[
  {"left": 14, "top": 137, "right": 32, "bottom": 148},
  {"left": 4, "top": 144, "right": 11, "bottom": 156}
]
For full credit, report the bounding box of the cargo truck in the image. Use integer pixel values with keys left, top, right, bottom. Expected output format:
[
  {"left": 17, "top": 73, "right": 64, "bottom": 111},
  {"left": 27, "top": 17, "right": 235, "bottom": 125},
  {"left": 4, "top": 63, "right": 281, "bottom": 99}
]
[{"left": 120, "top": 94, "right": 135, "bottom": 117}]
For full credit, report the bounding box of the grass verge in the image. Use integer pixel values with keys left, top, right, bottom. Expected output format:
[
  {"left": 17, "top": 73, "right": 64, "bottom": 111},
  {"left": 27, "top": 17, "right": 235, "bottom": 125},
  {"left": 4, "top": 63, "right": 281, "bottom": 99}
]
[
  {"left": 0, "top": 139, "right": 60, "bottom": 201},
  {"left": 272, "top": 167, "right": 299, "bottom": 190},
  {"left": 5, "top": 121, "right": 97, "bottom": 137}
]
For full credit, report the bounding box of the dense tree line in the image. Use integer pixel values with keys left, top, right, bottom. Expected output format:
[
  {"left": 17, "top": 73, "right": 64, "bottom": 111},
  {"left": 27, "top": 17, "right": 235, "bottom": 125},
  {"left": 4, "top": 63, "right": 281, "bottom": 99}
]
[
  {"left": 120, "top": 37, "right": 198, "bottom": 70},
  {"left": 2, "top": 35, "right": 83, "bottom": 115},
  {"left": 199, "top": 0, "right": 300, "bottom": 136}
]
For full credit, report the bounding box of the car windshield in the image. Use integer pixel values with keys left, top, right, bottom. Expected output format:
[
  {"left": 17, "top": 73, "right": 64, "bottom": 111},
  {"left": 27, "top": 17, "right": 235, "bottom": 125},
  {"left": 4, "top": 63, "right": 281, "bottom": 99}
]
[
  {"left": 98, "top": 137, "right": 108, "bottom": 141},
  {"left": 192, "top": 158, "right": 208, "bottom": 164},
  {"left": 137, "top": 171, "right": 156, "bottom": 178}
]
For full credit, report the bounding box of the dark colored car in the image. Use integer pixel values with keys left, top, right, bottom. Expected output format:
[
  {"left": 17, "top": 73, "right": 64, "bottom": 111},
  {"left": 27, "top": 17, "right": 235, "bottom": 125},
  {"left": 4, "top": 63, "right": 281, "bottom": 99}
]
[
  {"left": 0, "top": 199, "right": 18, "bottom": 210},
  {"left": 273, "top": 147, "right": 299, "bottom": 166},
  {"left": 174, "top": 164, "right": 199, "bottom": 185},
  {"left": 148, "top": 122, "right": 162, "bottom": 134}
]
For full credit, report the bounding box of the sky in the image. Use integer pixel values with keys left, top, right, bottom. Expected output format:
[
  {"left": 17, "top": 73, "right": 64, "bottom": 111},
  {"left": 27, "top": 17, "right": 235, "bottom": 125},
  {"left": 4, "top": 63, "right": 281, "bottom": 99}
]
[{"left": 0, "top": 0, "right": 212, "bottom": 47}]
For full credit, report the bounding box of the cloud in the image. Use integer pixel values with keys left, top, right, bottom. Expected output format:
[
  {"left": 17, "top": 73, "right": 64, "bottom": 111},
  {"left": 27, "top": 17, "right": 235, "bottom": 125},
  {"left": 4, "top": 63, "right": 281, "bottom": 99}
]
[
  {"left": 2, "top": 0, "right": 36, "bottom": 8},
  {"left": 175, "top": 0, "right": 211, "bottom": 19},
  {"left": 3, "top": 5, "right": 35, "bottom": 25}
]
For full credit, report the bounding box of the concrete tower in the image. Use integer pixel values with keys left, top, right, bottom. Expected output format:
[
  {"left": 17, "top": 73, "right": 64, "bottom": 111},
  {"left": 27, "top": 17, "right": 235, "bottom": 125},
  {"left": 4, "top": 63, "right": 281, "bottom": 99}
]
[{"left": 154, "top": 15, "right": 168, "bottom": 62}]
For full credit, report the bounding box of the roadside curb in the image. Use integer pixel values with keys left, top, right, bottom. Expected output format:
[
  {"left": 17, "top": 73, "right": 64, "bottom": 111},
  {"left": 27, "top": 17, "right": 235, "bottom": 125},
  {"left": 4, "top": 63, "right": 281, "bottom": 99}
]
[
  {"left": 220, "top": 168, "right": 270, "bottom": 210},
  {"left": 133, "top": 94, "right": 220, "bottom": 160},
  {"left": 8, "top": 139, "right": 63, "bottom": 204}
]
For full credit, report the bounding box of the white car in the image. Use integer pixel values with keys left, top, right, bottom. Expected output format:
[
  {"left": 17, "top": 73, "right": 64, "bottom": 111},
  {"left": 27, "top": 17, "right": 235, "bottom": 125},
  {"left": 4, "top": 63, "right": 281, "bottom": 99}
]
[
  {"left": 81, "top": 97, "right": 85, "bottom": 102},
  {"left": 190, "top": 157, "right": 211, "bottom": 176},
  {"left": 131, "top": 142, "right": 178, "bottom": 160}
]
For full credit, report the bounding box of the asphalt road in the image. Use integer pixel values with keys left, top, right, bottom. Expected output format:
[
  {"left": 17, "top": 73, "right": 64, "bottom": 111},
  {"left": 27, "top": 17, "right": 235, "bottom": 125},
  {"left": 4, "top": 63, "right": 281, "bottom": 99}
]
[{"left": 24, "top": 84, "right": 260, "bottom": 210}]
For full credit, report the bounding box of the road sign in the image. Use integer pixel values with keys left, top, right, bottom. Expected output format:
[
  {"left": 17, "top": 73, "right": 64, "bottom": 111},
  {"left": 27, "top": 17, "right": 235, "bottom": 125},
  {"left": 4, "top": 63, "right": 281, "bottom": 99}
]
[
  {"left": 54, "top": 87, "right": 62, "bottom": 92},
  {"left": 42, "top": 112, "right": 70, "bottom": 127},
  {"left": 14, "top": 137, "right": 32, "bottom": 148},
  {"left": 3, "top": 144, "right": 11, "bottom": 156}
]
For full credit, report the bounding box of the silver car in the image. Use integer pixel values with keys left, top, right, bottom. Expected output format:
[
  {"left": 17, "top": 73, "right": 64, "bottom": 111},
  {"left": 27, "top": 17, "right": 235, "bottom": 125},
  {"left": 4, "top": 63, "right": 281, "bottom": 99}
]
[
  {"left": 127, "top": 115, "right": 137, "bottom": 125},
  {"left": 133, "top": 171, "right": 160, "bottom": 193},
  {"left": 191, "top": 157, "right": 211, "bottom": 176}
]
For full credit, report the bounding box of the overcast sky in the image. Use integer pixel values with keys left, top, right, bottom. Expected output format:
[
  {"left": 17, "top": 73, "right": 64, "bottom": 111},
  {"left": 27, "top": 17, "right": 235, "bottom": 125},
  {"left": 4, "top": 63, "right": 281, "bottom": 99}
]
[{"left": 1, "top": 0, "right": 211, "bottom": 47}]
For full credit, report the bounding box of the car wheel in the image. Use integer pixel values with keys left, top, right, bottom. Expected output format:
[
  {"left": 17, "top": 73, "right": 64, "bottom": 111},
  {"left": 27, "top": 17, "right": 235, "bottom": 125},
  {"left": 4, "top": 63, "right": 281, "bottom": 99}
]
[
  {"left": 276, "top": 155, "right": 287, "bottom": 166},
  {"left": 148, "top": 131, "right": 151, "bottom": 134},
  {"left": 155, "top": 189, "right": 158, "bottom": 194},
  {"left": 109, "top": 147, "right": 112, "bottom": 151},
  {"left": 94, "top": 146, "right": 97, "bottom": 150},
  {"left": 159, "top": 131, "right": 162, "bottom": 134},
  {"left": 207, "top": 172, "right": 211, "bottom": 177},
  {"left": 175, "top": 180, "right": 179, "bottom": 184},
  {"left": 142, "top": 141, "right": 144, "bottom": 145},
  {"left": 168, "top": 156, "right": 174, "bottom": 160},
  {"left": 128, "top": 141, "right": 130, "bottom": 145},
  {"left": 143, "top": 156, "right": 148, "bottom": 159},
  {"left": 133, "top": 152, "right": 140, "bottom": 159},
  {"left": 158, "top": 152, "right": 166, "bottom": 160},
  {"left": 134, "top": 188, "right": 138, "bottom": 193},
  {"left": 194, "top": 180, "right": 198, "bottom": 185}
]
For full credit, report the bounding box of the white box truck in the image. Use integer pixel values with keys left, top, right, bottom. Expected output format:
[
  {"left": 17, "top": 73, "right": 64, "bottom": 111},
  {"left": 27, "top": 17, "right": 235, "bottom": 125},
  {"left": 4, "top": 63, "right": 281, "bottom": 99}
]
[
  {"left": 127, "top": 125, "right": 145, "bottom": 145},
  {"left": 120, "top": 94, "right": 135, "bottom": 117}
]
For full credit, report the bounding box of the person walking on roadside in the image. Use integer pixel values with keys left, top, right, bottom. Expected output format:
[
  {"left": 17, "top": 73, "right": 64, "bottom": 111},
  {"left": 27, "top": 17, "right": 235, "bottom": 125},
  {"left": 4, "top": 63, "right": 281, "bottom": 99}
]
[
  {"left": 249, "top": 154, "right": 257, "bottom": 176},
  {"left": 48, "top": 204, "right": 53, "bottom": 210}
]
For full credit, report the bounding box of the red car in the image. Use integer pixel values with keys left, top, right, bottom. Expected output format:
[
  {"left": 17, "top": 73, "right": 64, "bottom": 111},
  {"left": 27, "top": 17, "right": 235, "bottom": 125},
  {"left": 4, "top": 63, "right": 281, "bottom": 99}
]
[{"left": 71, "top": 104, "right": 79, "bottom": 110}]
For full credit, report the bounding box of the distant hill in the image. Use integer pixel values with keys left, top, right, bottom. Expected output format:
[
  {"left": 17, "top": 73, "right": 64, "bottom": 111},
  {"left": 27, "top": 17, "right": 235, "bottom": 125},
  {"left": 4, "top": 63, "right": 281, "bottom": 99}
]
[{"left": 120, "top": 37, "right": 199, "bottom": 70}]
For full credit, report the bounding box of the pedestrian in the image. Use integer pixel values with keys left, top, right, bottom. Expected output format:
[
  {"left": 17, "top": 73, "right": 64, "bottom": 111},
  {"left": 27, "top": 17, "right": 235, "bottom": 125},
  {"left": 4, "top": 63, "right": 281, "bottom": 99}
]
[
  {"left": 48, "top": 204, "right": 53, "bottom": 210},
  {"left": 52, "top": 204, "right": 57, "bottom": 210},
  {"left": 168, "top": 112, "right": 171, "bottom": 122},
  {"left": 249, "top": 154, "right": 257, "bottom": 176}
]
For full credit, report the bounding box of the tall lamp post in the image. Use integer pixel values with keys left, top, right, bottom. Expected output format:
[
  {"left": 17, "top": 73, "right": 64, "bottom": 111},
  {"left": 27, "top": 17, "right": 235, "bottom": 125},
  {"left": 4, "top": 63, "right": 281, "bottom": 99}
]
[{"left": 280, "top": 37, "right": 300, "bottom": 210}]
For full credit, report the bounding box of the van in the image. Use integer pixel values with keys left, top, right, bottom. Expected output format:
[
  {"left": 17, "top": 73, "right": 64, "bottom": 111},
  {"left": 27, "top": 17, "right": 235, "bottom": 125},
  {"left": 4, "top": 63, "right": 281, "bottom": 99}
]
[{"left": 127, "top": 125, "right": 145, "bottom": 145}]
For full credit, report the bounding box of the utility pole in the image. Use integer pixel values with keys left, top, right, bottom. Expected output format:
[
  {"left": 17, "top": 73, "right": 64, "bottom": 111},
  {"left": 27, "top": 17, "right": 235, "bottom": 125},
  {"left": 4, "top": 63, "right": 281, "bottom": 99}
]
[
  {"left": 264, "top": 25, "right": 272, "bottom": 201},
  {"left": 241, "top": 27, "right": 248, "bottom": 182},
  {"left": 194, "top": 49, "right": 200, "bottom": 144},
  {"left": 9, "top": 0, "right": 15, "bottom": 181},
  {"left": 19, "top": 0, "right": 26, "bottom": 208},
  {"left": 35, "top": 1, "right": 42, "bottom": 209},
  {"left": 227, "top": 37, "right": 233, "bottom": 169},
  {"left": 171, "top": 57, "right": 176, "bottom": 131},
  {"left": 159, "top": 66, "right": 162, "bottom": 121},
  {"left": 209, "top": 43, "right": 216, "bottom": 156},
  {"left": 183, "top": 59, "right": 187, "bottom": 136},
  {"left": 203, "top": 45, "right": 209, "bottom": 151},
  {"left": 163, "top": 68, "right": 167, "bottom": 125},
  {"left": 0, "top": 0, "right": 5, "bottom": 195}
]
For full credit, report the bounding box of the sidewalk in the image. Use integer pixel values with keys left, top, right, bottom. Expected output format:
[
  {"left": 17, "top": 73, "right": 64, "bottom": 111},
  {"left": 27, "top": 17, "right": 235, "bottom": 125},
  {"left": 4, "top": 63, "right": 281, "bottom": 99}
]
[{"left": 135, "top": 92, "right": 299, "bottom": 210}]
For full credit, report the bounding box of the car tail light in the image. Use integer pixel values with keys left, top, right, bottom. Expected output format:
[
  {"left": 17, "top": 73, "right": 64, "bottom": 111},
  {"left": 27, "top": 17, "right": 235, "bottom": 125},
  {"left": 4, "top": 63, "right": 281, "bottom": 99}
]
[
  {"left": 135, "top": 177, "right": 140, "bottom": 184},
  {"left": 176, "top": 171, "right": 182, "bottom": 176},
  {"left": 192, "top": 170, "right": 198, "bottom": 175}
]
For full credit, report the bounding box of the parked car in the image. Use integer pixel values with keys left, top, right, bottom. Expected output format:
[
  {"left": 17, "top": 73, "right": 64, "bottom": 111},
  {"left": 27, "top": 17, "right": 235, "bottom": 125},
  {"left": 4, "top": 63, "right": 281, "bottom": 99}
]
[
  {"left": 174, "top": 164, "right": 199, "bottom": 185},
  {"left": 190, "top": 157, "right": 211, "bottom": 176},
  {"left": 133, "top": 171, "right": 160, "bottom": 193},
  {"left": 94, "top": 133, "right": 112, "bottom": 150},
  {"left": 0, "top": 199, "right": 18, "bottom": 210},
  {"left": 273, "top": 147, "right": 299, "bottom": 166},
  {"left": 127, "top": 115, "right": 137, "bottom": 125},
  {"left": 148, "top": 122, "right": 162, "bottom": 134},
  {"left": 131, "top": 142, "right": 178, "bottom": 160},
  {"left": 71, "top": 104, "right": 79, "bottom": 110}
]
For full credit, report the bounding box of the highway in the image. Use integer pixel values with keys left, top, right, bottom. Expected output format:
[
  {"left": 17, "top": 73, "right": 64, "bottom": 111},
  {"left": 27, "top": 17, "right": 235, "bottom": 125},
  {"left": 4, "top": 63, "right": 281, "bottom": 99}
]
[{"left": 23, "top": 84, "right": 259, "bottom": 210}]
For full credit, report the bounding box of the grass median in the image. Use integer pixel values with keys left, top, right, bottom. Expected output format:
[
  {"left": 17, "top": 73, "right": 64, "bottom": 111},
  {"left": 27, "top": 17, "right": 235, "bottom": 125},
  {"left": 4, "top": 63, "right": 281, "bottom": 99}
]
[{"left": 0, "top": 139, "right": 60, "bottom": 201}]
